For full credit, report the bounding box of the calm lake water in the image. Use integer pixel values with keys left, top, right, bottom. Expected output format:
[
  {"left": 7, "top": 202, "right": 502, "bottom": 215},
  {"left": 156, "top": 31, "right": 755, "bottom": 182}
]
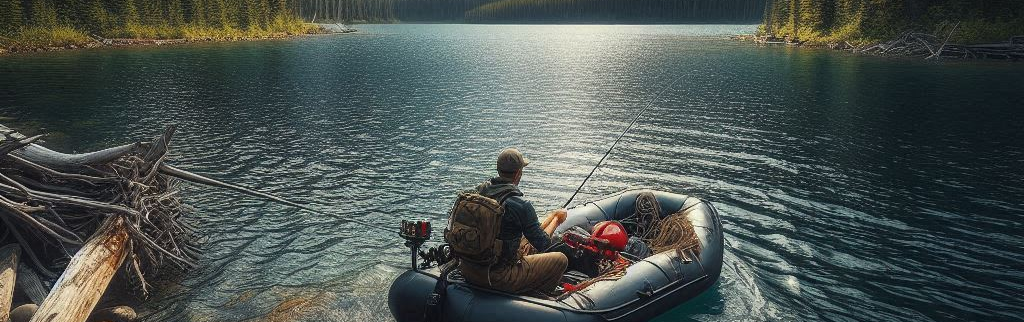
[{"left": 1, "top": 24, "right": 1023, "bottom": 322}]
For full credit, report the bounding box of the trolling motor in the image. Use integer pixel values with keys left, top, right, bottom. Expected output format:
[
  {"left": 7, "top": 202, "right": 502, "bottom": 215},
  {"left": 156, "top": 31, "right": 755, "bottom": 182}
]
[{"left": 399, "top": 219, "right": 432, "bottom": 270}]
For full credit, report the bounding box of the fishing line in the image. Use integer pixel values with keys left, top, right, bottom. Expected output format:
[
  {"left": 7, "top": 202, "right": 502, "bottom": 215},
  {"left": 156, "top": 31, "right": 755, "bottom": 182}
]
[{"left": 562, "top": 73, "right": 688, "bottom": 209}]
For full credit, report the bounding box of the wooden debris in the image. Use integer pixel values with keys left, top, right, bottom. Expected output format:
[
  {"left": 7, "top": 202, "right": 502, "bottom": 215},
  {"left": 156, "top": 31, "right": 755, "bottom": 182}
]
[
  {"left": 0, "top": 124, "right": 197, "bottom": 296},
  {"left": 15, "top": 263, "right": 47, "bottom": 305},
  {"left": 1, "top": 244, "right": 19, "bottom": 322},
  {"left": 855, "top": 30, "right": 1024, "bottom": 60},
  {"left": 0, "top": 122, "right": 307, "bottom": 321},
  {"left": 0, "top": 123, "right": 198, "bottom": 322},
  {"left": 30, "top": 217, "right": 129, "bottom": 322}
]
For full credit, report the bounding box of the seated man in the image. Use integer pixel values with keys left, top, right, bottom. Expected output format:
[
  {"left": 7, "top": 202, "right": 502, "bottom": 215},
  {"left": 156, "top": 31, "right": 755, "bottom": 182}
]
[{"left": 459, "top": 148, "right": 569, "bottom": 295}]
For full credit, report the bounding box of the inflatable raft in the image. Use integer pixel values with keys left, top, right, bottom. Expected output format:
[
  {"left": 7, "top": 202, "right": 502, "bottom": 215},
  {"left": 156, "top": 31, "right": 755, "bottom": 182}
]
[{"left": 388, "top": 189, "right": 724, "bottom": 322}]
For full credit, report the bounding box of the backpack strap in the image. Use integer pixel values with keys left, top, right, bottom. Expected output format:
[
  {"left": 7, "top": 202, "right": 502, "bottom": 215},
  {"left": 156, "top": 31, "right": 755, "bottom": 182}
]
[
  {"left": 425, "top": 260, "right": 457, "bottom": 322},
  {"left": 480, "top": 184, "right": 523, "bottom": 205}
]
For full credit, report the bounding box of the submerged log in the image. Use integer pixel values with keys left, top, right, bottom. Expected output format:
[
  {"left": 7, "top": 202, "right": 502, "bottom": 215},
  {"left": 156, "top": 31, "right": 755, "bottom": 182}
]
[
  {"left": 30, "top": 217, "right": 128, "bottom": 322},
  {"left": 159, "top": 164, "right": 315, "bottom": 212},
  {"left": 1, "top": 244, "right": 19, "bottom": 322}
]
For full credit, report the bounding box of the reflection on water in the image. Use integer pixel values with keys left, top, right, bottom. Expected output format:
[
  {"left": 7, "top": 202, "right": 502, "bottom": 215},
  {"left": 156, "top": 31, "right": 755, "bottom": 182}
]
[{"left": 2, "top": 24, "right": 1023, "bottom": 322}]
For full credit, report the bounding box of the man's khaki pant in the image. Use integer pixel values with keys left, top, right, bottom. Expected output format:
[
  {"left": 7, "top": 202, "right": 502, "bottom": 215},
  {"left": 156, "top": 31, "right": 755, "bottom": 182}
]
[
  {"left": 461, "top": 252, "right": 568, "bottom": 294},
  {"left": 460, "top": 236, "right": 567, "bottom": 294}
]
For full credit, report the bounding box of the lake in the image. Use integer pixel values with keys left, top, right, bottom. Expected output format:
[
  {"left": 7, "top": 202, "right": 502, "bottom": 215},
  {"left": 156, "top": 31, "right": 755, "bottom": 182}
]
[{"left": 1, "top": 24, "right": 1022, "bottom": 322}]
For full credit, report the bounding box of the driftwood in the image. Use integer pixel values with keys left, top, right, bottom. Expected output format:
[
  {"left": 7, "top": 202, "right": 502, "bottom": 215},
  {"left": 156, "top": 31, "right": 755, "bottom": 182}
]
[
  {"left": 0, "top": 123, "right": 323, "bottom": 321},
  {"left": 855, "top": 29, "right": 1024, "bottom": 60},
  {"left": 1, "top": 244, "right": 18, "bottom": 322},
  {"left": 15, "top": 264, "right": 47, "bottom": 305},
  {"left": 928, "top": 21, "right": 960, "bottom": 60},
  {"left": 0, "top": 124, "right": 197, "bottom": 289},
  {"left": 159, "top": 164, "right": 316, "bottom": 212},
  {"left": 0, "top": 123, "right": 197, "bottom": 321},
  {"left": 29, "top": 217, "right": 128, "bottom": 322}
]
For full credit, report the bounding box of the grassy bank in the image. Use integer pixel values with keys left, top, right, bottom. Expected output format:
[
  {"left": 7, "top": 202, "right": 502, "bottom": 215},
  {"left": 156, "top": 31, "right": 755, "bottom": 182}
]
[{"left": 0, "top": 21, "right": 327, "bottom": 54}]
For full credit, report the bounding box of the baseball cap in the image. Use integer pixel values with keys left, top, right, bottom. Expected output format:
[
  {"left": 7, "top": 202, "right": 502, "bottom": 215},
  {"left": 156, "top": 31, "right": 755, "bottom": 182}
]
[{"left": 497, "top": 148, "right": 530, "bottom": 172}]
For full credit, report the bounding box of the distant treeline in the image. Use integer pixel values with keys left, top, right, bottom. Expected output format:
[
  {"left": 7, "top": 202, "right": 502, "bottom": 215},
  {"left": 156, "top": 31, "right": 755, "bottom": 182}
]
[
  {"left": 0, "top": 0, "right": 313, "bottom": 48},
  {"left": 465, "top": 0, "right": 766, "bottom": 23},
  {"left": 295, "top": 0, "right": 767, "bottom": 23},
  {"left": 761, "top": 0, "right": 1024, "bottom": 43}
]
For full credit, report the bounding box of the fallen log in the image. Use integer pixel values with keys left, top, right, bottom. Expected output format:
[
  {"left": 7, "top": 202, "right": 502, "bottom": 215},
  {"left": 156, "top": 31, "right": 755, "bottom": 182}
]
[
  {"left": 1, "top": 244, "right": 19, "bottom": 322},
  {"left": 159, "top": 164, "right": 315, "bottom": 212},
  {"left": 852, "top": 30, "right": 1024, "bottom": 60},
  {"left": 928, "top": 21, "right": 959, "bottom": 60},
  {"left": 29, "top": 217, "right": 128, "bottom": 322}
]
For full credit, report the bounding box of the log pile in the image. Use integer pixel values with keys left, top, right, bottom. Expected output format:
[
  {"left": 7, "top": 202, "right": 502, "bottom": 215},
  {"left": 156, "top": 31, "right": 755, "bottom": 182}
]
[
  {"left": 855, "top": 31, "right": 1024, "bottom": 60},
  {"left": 0, "top": 124, "right": 196, "bottom": 322}
]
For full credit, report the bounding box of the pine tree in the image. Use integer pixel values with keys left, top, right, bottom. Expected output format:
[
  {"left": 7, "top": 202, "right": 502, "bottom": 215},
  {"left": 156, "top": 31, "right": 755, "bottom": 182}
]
[
  {"left": 117, "top": 0, "right": 140, "bottom": 27},
  {"left": 84, "top": 0, "right": 110, "bottom": 33},
  {"left": 29, "top": 0, "right": 59, "bottom": 27},
  {"left": 272, "top": 0, "right": 289, "bottom": 17},
  {"left": 207, "top": 0, "right": 229, "bottom": 28},
  {"left": 139, "top": 0, "right": 162, "bottom": 25},
  {"left": 244, "top": 0, "right": 270, "bottom": 29},
  {"left": 798, "top": 0, "right": 826, "bottom": 37},
  {"left": 168, "top": 0, "right": 186, "bottom": 26},
  {"left": 0, "top": 0, "right": 24, "bottom": 33},
  {"left": 53, "top": 0, "right": 81, "bottom": 26},
  {"left": 189, "top": 0, "right": 208, "bottom": 26}
]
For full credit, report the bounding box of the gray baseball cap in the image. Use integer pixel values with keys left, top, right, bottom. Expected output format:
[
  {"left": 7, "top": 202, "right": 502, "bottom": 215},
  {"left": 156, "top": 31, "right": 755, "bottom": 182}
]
[{"left": 497, "top": 148, "right": 530, "bottom": 172}]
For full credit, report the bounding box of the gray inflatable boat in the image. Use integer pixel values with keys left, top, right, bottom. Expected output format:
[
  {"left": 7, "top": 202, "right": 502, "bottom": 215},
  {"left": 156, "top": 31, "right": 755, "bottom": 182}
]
[{"left": 388, "top": 189, "right": 724, "bottom": 322}]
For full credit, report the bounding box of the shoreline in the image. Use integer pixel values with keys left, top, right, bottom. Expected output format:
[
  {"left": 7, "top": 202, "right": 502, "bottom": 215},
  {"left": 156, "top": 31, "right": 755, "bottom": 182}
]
[
  {"left": 734, "top": 33, "right": 1024, "bottom": 61},
  {"left": 0, "top": 26, "right": 356, "bottom": 56}
]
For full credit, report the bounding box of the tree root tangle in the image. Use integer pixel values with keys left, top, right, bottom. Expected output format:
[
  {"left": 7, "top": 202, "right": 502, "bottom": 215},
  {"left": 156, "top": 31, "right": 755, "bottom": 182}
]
[{"left": 0, "top": 124, "right": 197, "bottom": 302}]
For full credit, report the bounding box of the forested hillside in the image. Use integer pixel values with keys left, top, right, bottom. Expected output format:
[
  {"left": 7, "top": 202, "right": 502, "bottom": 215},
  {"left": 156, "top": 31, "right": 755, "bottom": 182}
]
[
  {"left": 0, "top": 0, "right": 315, "bottom": 49},
  {"left": 761, "top": 0, "right": 1024, "bottom": 44},
  {"left": 465, "top": 0, "right": 764, "bottom": 23},
  {"left": 295, "top": 0, "right": 766, "bottom": 23},
  {"left": 1, "top": 0, "right": 772, "bottom": 50}
]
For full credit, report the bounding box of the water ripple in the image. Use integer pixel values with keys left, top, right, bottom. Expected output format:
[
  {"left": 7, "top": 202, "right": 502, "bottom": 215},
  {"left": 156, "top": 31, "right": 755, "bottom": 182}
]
[{"left": 2, "top": 24, "right": 1023, "bottom": 322}]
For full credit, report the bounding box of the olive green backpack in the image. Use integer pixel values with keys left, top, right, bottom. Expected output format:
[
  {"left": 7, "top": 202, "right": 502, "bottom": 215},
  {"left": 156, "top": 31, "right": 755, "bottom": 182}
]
[{"left": 444, "top": 193, "right": 506, "bottom": 266}]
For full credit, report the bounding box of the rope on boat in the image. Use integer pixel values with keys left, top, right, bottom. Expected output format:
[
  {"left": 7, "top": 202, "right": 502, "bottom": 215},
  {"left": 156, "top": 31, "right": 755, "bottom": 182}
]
[
  {"left": 556, "top": 256, "right": 632, "bottom": 300},
  {"left": 630, "top": 192, "right": 704, "bottom": 255},
  {"left": 646, "top": 210, "right": 703, "bottom": 255},
  {"left": 557, "top": 194, "right": 703, "bottom": 299}
]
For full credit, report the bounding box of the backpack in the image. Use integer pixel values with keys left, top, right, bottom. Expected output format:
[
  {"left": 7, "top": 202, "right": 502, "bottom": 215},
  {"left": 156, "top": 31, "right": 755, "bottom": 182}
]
[{"left": 444, "top": 193, "right": 506, "bottom": 266}]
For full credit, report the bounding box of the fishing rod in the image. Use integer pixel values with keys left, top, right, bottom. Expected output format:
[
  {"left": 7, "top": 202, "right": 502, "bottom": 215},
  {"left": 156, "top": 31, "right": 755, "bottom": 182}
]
[{"left": 562, "top": 74, "right": 687, "bottom": 209}]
